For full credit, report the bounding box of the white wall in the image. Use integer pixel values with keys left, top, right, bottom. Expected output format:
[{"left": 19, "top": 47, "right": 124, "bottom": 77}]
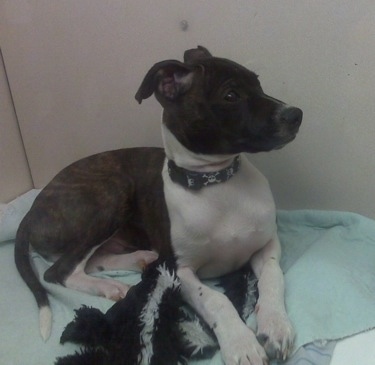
[{"left": 0, "top": 0, "right": 374, "bottom": 218}]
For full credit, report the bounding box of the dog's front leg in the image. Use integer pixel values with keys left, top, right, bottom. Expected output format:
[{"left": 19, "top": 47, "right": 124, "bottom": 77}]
[
  {"left": 250, "top": 234, "right": 294, "bottom": 361},
  {"left": 178, "top": 267, "right": 268, "bottom": 365}
]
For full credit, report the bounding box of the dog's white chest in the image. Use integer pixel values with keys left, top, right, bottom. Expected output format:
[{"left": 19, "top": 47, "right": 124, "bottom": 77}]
[{"left": 163, "top": 157, "right": 276, "bottom": 278}]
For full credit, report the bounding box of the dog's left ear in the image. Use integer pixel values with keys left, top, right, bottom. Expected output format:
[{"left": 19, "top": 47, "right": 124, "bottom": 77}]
[
  {"left": 135, "top": 60, "right": 194, "bottom": 104},
  {"left": 184, "top": 45, "right": 213, "bottom": 64}
]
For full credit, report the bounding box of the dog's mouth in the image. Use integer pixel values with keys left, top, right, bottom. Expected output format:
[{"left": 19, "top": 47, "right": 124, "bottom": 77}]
[
  {"left": 272, "top": 126, "right": 302, "bottom": 149},
  {"left": 241, "top": 131, "right": 299, "bottom": 153},
  {"left": 273, "top": 134, "right": 297, "bottom": 150}
]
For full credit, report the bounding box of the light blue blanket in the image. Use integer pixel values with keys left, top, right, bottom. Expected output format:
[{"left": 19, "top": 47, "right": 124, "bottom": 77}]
[{"left": 1, "top": 190, "right": 375, "bottom": 365}]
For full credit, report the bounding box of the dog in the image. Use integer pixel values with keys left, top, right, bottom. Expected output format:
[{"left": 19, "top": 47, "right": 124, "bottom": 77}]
[{"left": 15, "top": 46, "right": 302, "bottom": 365}]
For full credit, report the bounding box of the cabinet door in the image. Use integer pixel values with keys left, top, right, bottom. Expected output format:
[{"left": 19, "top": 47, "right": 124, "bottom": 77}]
[{"left": 0, "top": 50, "right": 33, "bottom": 202}]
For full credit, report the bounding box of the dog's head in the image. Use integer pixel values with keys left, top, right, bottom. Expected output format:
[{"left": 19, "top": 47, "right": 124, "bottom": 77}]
[{"left": 135, "top": 46, "right": 302, "bottom": 155}]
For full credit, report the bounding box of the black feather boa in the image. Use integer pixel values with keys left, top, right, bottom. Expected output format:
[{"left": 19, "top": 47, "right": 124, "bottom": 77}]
[{"left": 56, "top": 257, "right": 257, "bottom": 365}]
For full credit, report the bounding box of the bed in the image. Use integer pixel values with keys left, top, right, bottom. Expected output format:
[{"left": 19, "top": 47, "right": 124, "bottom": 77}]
[{"left": 1, "top": 189, "right": 375, "bottom": 365}]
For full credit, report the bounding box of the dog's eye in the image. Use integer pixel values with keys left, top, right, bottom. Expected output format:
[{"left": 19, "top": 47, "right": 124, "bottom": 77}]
[{"left": 224, "top": 90, "right": 240, "bottom": 102}]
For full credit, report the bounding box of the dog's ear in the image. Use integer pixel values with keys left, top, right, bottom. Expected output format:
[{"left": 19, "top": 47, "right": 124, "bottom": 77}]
[
  {"left": 184, "top": 46, "right": 212, "bottom": 64},
  {"left": 135, "top": 60, "right": 194, "bottom": 104}
]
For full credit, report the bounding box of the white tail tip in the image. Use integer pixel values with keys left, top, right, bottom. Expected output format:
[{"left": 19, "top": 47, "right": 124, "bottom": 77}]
[{"left": 39, "top": 305, "right": 52, "bottom": 341}]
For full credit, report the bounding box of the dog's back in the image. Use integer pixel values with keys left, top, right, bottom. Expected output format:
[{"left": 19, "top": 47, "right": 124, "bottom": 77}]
[{"left": 15, "top": 147, "right": 171, "bottom": 339}]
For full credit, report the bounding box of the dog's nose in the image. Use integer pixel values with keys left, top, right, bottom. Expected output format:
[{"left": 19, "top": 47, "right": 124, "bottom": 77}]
[{"left": 280, "top": 107, "right": 303, "bottom": 128}]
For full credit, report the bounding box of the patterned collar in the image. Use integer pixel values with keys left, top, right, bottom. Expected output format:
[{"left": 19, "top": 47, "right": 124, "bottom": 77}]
[{"left": 167, "top": 156, "right": 241, "bottom": 190}]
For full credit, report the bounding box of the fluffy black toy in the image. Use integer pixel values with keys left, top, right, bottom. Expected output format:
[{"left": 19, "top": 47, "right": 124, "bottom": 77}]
[{"left": 56, "top": 257, "right": 257, "bottom": 365}]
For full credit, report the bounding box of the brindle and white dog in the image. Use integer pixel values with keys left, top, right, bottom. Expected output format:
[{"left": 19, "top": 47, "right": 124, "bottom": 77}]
[{"left": 15, "top": 46, "right": 302, "bottom": 365}]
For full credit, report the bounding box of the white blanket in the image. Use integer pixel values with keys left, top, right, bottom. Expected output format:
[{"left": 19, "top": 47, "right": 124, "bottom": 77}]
[{"left": 2, "top": 190, "right": 375, "bottom": 365}]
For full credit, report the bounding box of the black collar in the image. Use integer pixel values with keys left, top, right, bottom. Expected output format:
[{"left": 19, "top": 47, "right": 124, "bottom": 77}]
[{"left": 167, "top": 156, "right": 241, "bottom": 190}]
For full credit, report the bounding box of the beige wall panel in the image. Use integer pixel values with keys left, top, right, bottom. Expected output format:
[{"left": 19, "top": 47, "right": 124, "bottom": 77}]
[
  {"left": 0, "top": 1, "right": 374, "bottom": 218},
  {"left": 0, "top": 50, "right": 33, "bottom": 202}
]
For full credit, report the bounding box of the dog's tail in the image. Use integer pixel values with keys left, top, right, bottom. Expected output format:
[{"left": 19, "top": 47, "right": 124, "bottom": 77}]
[{"left": 14, "top": 216, "right": 52, "bottom": 341}]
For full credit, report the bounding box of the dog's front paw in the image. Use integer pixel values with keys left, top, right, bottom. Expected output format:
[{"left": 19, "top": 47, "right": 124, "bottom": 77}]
[
  {"left": 256, "top": 306, "right": 294, "bottom": 361},
  {"left": 220, "top": 324, "right": 268, "bottom": 365}
]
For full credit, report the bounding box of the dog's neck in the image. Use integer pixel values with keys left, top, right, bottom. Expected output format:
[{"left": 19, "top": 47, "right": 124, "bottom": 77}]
[
  {"left": 161, "top": 124, "right": 241, "bottom": 190},
  {"left": 161, "top": 124, "right": 237, "bottom": 172}
]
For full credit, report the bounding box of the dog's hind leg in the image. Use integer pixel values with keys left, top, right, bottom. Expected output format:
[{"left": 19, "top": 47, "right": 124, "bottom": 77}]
[
  {"left": 44, "top": 229, "right": 158, "bottom": 300},
  {"left": 44, "top": 243, "right": 131, "bottom": 301},
  {"left": 85, "top": 249, "right": 159, "bottom": 274},
  {"left": 84, "top": 228, "right": 159, "bottom": 274},
  {"left": 64, "top": 246, "right": 131, "bottom": 300}
]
